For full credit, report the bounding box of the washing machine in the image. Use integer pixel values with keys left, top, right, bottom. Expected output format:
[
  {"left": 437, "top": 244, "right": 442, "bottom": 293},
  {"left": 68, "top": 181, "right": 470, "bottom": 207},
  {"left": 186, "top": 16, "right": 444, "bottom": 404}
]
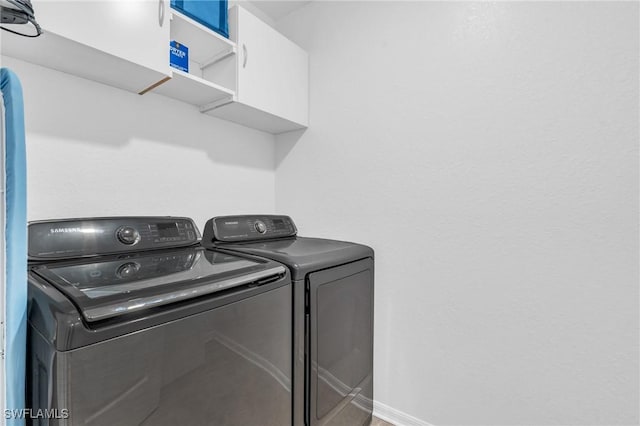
[
  {"left": 201, "top": 215, "right": 374, "bottom": 426},
  {"left": 27, "top": 216, "right": 292, "bottom": 426}
]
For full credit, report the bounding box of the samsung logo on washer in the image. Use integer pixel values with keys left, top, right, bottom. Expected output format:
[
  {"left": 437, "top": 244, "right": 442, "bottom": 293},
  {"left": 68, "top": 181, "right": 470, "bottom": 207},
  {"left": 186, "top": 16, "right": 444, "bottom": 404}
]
[
  {"left": 49, "top": 227, "right": 104, "bottom": 234},
  {"left": 224, "top": 221, "right": 239, "bottom": 225}
]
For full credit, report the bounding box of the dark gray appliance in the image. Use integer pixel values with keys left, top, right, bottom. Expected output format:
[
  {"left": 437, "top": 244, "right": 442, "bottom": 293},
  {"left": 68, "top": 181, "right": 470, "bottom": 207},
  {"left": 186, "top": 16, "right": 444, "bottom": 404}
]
[
  {"left": 27, "top": 216, "right": 292, "bottom": 426},
  {"left": 201, "top": 215, "right": 374, "bottom": 426}
]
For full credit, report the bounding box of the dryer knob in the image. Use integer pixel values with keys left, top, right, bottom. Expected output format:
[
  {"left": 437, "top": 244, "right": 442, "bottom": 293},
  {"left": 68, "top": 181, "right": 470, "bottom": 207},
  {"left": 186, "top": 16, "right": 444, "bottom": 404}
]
[
  {"left": 254, "top": 221, "right": 267, "bottom": 234},
  {"left": 117, "top": 226, "right": 140, "bottom": 245}
]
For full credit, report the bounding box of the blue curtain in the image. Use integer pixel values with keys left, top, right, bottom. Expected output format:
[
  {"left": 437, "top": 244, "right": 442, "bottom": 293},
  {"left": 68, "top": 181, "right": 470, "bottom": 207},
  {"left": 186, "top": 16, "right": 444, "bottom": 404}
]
[{"left": 2, "top": 67, "right": 27, "bottom": 426}]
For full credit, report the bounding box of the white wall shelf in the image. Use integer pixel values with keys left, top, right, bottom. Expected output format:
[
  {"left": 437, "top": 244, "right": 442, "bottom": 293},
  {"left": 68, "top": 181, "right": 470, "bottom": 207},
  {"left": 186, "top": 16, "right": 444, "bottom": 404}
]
[
  {"left": 139, "top": 9, "right": 237, "bottom": 110},
  {"left": 152, "top": 69, "right": 234, "bottom": 107}
]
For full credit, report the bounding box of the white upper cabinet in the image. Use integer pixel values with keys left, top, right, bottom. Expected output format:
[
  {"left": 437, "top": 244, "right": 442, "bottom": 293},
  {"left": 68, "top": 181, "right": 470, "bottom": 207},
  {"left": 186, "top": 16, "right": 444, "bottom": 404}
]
[
  {"left": 1, "top": 0, "right": 171, "bottom": 93},
  {"left": 232, "top": 6, "right": 308, "bottom": 128},
  {"left": 35, "top": 0, "right": 171, "bottom": 77},
  {"left": 0, "top": 2, "right": 308, "bottom": 134},
  {"left": 201, "top": 6, "right": 309, "bottom": 134}
]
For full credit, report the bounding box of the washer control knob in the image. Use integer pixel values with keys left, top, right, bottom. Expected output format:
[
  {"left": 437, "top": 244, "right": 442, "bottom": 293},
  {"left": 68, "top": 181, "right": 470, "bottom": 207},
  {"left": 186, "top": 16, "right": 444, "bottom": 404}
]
[
  {"left": 117, "top": 226, "right": 140, "bottom": 245},
  {"left": 116, "top": 262, "right": 140, "bottom": 279},
  {"left": 254, "top": 221, "right": 267, "bottom": 234}
]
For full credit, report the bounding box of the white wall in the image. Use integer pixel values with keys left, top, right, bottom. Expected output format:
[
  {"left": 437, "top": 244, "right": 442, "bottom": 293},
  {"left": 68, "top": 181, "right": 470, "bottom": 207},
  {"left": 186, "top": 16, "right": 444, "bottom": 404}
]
[
  {"left": 0, "top": 56, "right": 276, "bottom": 228},
  {"left": 275, "top": 2, "right": 639, "bottom": 425}
]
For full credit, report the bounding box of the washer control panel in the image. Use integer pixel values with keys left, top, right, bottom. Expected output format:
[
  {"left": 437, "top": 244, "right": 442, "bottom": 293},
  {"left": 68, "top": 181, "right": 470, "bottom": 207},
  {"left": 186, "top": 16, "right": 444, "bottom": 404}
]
[
  {"left": 29, "top": 217, "right": 200, "bottom": 260},
  {"left": 204, "top": 215, "right": 297, "bottom": 244},
  {"left": 116, "top": 226, "right": 140, "bottom": 245}
]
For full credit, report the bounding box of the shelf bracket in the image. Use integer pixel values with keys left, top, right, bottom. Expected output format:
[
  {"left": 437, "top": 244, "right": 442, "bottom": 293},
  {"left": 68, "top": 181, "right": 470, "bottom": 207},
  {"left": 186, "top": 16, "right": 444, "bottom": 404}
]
[
  {"left": 138, "top": 75, "right": 171, "bottom": 95},
  {"left": 200, "top": 95, "right": 234, "bottom": 113},
  {"left": 200, "top": 46, "right": 236, "bottom": 71}
]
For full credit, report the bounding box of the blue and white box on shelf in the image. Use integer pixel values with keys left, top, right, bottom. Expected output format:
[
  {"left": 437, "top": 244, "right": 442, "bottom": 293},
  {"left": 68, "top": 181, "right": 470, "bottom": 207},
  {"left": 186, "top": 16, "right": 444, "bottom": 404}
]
[
  {"left": 169, "top": 40, "right": 189, "bottom": 72},
  {"left": 170, "top": 0, "right": 229, "bottom": 38}
]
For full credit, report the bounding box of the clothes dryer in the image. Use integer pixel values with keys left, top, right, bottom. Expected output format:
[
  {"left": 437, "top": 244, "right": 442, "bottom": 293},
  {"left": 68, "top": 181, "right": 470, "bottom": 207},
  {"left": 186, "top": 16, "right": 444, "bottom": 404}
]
[{"left": 202, "top": 215, "right": 374, "bottom": 426}]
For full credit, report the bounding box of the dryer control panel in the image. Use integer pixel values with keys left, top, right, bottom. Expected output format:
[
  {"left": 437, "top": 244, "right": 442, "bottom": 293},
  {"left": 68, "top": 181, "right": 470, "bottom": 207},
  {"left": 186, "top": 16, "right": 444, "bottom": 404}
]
[
  {"left": 203, "top": 215, "right": 297, "bottom": 244},
  {"left": 29, "top": 217, "right": 200, "bottom": 260}
]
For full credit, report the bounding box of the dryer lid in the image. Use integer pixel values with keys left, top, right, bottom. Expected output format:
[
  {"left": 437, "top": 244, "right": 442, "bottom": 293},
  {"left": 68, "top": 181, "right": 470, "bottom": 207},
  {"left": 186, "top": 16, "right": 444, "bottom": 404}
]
[{"left": 218, "top": 237, "right": 374, "bottom": 281}]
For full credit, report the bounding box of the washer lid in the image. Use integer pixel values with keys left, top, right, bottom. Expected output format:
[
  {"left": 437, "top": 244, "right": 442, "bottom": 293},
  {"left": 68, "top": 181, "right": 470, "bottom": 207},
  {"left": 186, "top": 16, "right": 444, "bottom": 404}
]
[{"left": 31, "top": 247, "right": 286, "bottom": 322}]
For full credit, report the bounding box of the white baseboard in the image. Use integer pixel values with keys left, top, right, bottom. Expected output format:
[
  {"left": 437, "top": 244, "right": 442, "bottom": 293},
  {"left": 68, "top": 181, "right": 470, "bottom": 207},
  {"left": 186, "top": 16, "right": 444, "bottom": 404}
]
[{"left": 373, "top": 401, "right": 433, "bottom": 426}]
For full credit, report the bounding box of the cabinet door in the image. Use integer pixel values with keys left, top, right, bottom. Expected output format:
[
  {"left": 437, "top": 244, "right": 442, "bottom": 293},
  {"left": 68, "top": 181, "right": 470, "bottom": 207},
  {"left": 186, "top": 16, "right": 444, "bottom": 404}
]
[
  {"left": 33, "top": 0, "right": 170, "bottom": 76},
  {"left": 231, "top": 6, "right": 309, "bottom": 127}
]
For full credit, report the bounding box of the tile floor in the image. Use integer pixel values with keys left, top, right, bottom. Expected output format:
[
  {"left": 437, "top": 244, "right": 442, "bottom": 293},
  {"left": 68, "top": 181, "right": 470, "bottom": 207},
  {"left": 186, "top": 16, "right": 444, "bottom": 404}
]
[{"left": 371, "top": 416, "right": 395, "bottom": 426}]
